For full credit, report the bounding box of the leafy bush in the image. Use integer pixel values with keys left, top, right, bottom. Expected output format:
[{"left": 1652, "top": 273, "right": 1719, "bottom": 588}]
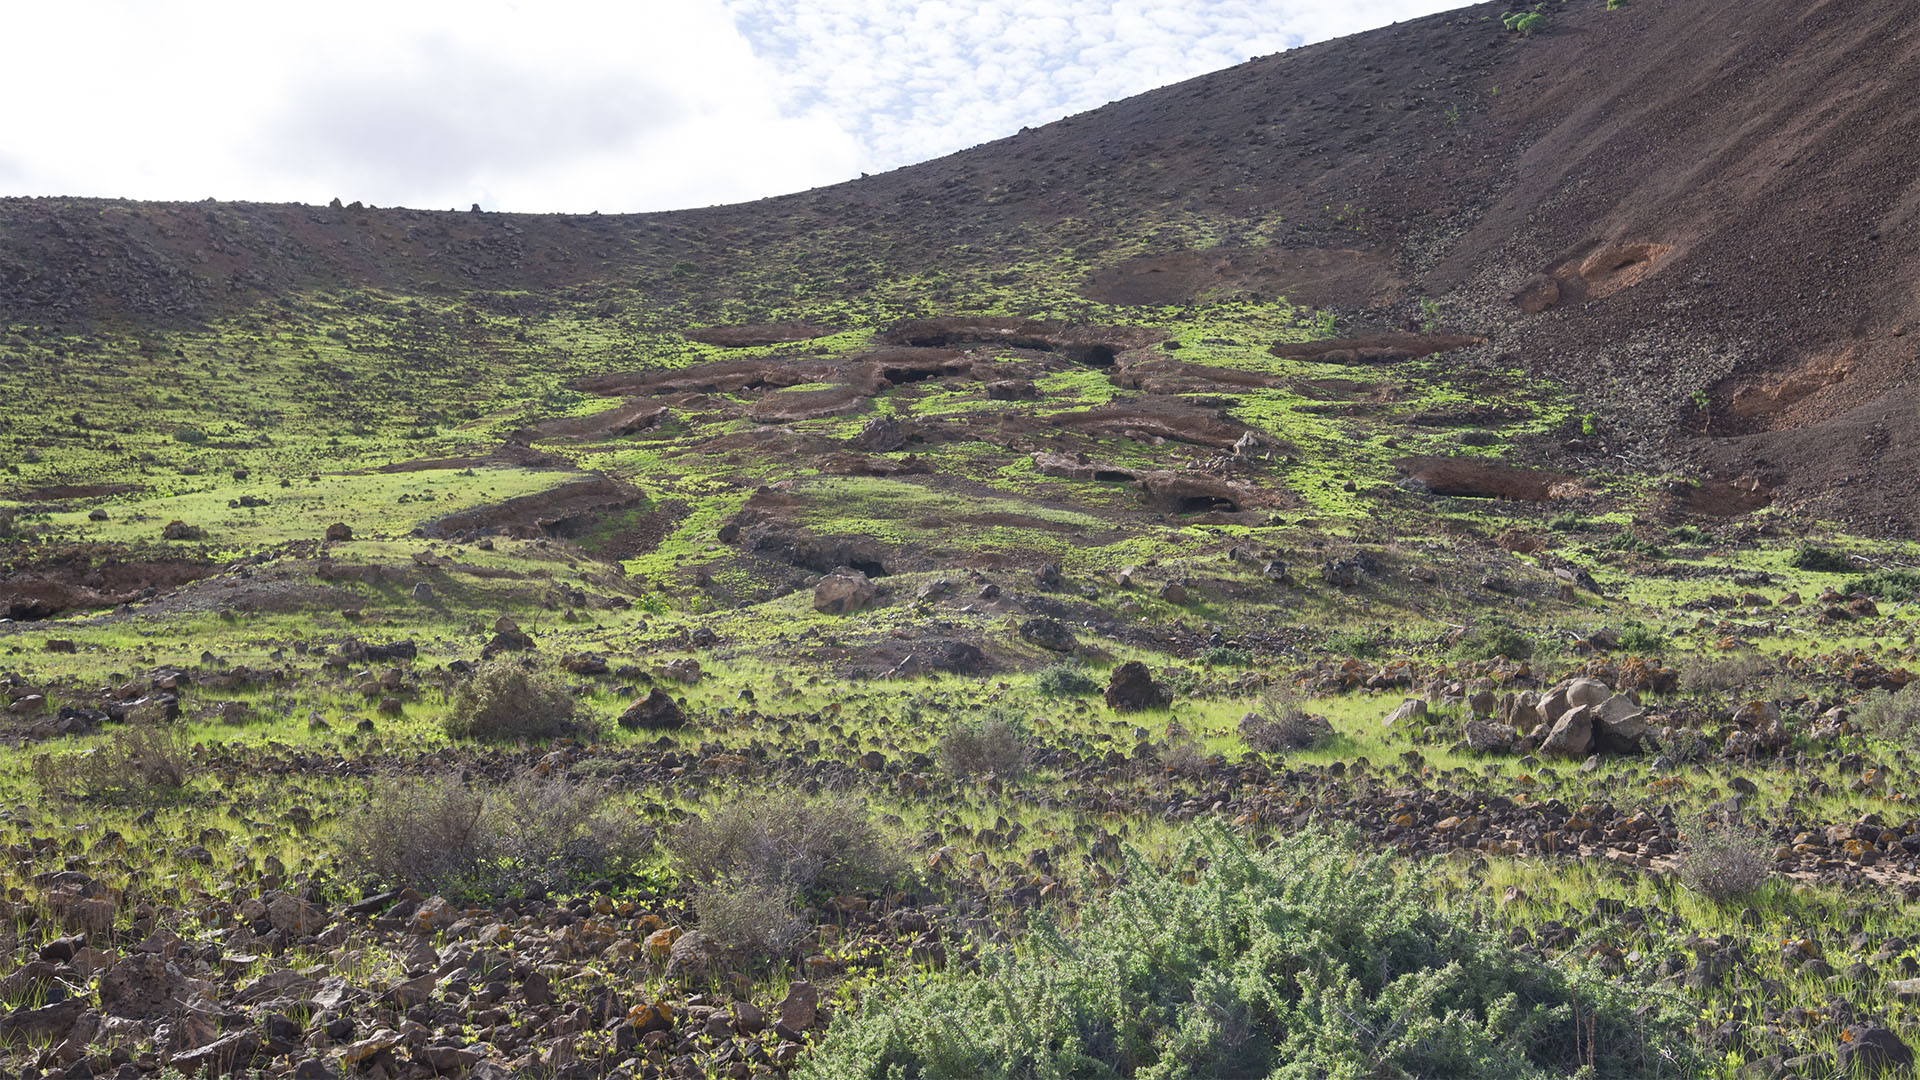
[
  {"left": 1789, "top": 544, "right": 1853, "bottom": 573},
  {"left": 172, "top": 424, "right": 208, "bottom": 445},
  {"left": 1616, "top": 620, "right": 1668, "bottom": 655},
  {"left": 1238, "top": 688, "right": 1335, "bottom": 753},
  {"left": 1198, "top": 645, "right": 1252, "bottom": 668},
  {"left": 33, "top": 724, "right": 197, "bottom": 804},
  {"left": 1032, "top": 661, "right": 1099, "bottom": 699},
  {"left": 444, "top": 659, "right": 583, "bottom": 741},
  {"left": 1322, "top": 628, "right": 1378, "bottom": 659},
  {"left": 804, "top": 826, "right": 1695, "bottom": 1079},
  {"left": 1676, "top": 820, "right": 1774, "bottom": 903},
  {"left": 336, "top": 772, "right": 647, "bottom": 898},
  {"left": 1451, "top": 621, "right": 1533, "bottom": 662},
  {"left": 935, "top": 710, "right": 1029, "bottom": 777},
  {"left": 1850, "top": 568, "right": 1920, "bottom": 602}
]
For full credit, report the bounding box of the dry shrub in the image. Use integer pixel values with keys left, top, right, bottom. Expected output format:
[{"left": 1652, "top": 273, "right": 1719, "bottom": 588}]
[
  {"left": 670, "top": 792, "right": 902, "bottom": 898},
  {"left": 1676, "top": 819, "right": 1774, "bottom": 903},
  {"left": 34, "top": 723, "right": 196, "bottom": 803},
  {"left": 1851, "top": 688, "right": 1920, "bottom": 742},
  {"left": 337, "top": 771, "right": 649, "bottom": 898},
  {"left": 670, "top": 792, "right": 904, "bottom": 957},
  {"left": 1678, "top": 652, "right": 1773, "bottom": 700},
  {"left": 444, "top": 659, "right": 584, "bottom": 741},
  {"left": 935, "top": 710, "right": 1029, "bottom": 777},
  {"left": 691, "top": 879, "right": 805, "bottom": 959},
  {"left": 1238, "top": 688, "right": 1335, "bottom": 753}
]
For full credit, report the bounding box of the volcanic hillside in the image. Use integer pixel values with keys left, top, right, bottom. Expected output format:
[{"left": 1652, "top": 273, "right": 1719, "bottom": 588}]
[{"left": 5, "top": 0, "right": 1919, "bottom": 530}]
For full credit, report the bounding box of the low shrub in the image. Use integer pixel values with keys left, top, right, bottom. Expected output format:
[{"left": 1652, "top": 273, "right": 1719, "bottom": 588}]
[
  {"left": 1451, "top": 621, "right": 1533, "bottom": 662},
  {"left": 444, "top": 659, "right": 583, "bottom": 741},
  {"left": 670, "top": 792, "right": 905, "bottom": 958},
  {"left": 1676, "top": 819, "right": 1774, "bottom": 903},
  {"left": 1615, "top": 620, "right": 1668, "bottom": 654},
  {"left": 1238, "top": 688, "right": 1335, "bottom": 753},
  {"left": 935, "top": 710, "right": 1029, "bottom": 777},
  {"left": 1198, "top": 645, "right": 1252, "bottom": 668},
  {"left": 670, "top": 792, "right": 903, "bottom": 900},
  {"left": 1678, "top": 652, "right": 1772, "bottom": 699},
  {"left": 1789, "top": 544, "right": 1853, "bottom": 573},
  {"left": 34, "top": 724, "right": 196, "bottom": 804},
  {"left": 1850, "top": 568, "right": 1920, "bottom": 602},
  {"left": 336, "top": 771, "right": 648, "bottom": 898},
  {"left": 1850, "top": 689, "right": 1920, "bottom": 742},
  {"left": 803, "top": 825, "right": 1696, "bottom": 1079},
  {"left": 1032, "top": 661, "right": 1099, "bottom": 699}
]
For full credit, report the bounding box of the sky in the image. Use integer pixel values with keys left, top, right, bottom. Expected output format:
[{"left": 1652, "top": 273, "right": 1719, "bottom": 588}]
[{"left": 0, "top": 0, "right": 1462, "bottom": 214}]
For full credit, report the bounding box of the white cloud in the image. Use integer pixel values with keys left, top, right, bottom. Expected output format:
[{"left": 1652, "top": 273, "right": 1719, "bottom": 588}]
[{"left": 0, "top": 0, "right": 1463, "bottom": 212}]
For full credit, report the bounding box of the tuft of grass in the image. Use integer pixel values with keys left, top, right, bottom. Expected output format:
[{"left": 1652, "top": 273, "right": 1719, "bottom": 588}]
[{"left": 1238, "top": 688, "right": 1335, "bottom": 753}]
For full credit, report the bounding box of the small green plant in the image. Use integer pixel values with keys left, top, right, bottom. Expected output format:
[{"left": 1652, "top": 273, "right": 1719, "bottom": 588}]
[
  {"left": 1548, "top": 512, "right": 1597, "bottom": 533},
  {"left": 1444, "top": 103, "right": 1462, "bottom": 125},
  {"left": 172, "top": 423, "right": 208, "bottom": 444},
  {"left": 1322, "top": 628, "right": 1379, "bottom": 658},
  {"left": 1417, "top": 296, "right": 1443, "bottom": 332},
  {"left": 1580, "top": 413, "right": 1598, "bottom": 436},
  {"left": 1665, "top": 524, "right": 1709, "bottom": 545},
  {"left": 1199, "top": 644, "right": 1252, "bottom": 667},
  {"left": 1502, "top": 10, "right": 1547, "bottom": 33}
]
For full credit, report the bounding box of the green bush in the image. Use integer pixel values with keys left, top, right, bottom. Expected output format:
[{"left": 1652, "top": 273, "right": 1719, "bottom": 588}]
[
  {"left": 1198, "top": 645, "right": 1252, "bottom": 668},
  {"left": 1033, "top": 661, "right": 1099, "bottom": 699},
  {"left": 1322, "top": 628, "right": 1378, "bottom": 659},
  {"left": 804, "top": 826, "right": 1694, "bottom": 1079},
  {"left": 444, "top": 659, "right": 583, "bottom": 741},
  {"left": 1615, "top": 620, "right": 1668, "bottom": 655},
  {"left": 172, "top": 424, "right": 208, "bottom": 445},
  {"left": 1850, "top": 568, "right": 1920, "bottom": 602},
  {"left": 1789, "top": 544, "right": 1852, "bottom": 573},
  {"left": 1451, "top": 621, "right": 1533, "bottom": 662}
]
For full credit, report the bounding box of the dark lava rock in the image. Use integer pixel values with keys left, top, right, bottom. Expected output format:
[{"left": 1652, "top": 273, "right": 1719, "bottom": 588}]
[
  {"left": 618, "top": 689, "right": 685, "bottom": 730},
  {"left": 1019, "top": 618, "right": 1077, "bottom": 653},
  {"left": 1105, "top": 661, "right": 1172, "bottom": 712}
]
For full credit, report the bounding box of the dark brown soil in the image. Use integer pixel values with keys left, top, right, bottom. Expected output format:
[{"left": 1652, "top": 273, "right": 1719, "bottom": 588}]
[
  {"left": 0, "top": 550, "right": 221, "bottom": 620},
  {"left": 685, "top": 322, "right": 836, "bottom": 347}
]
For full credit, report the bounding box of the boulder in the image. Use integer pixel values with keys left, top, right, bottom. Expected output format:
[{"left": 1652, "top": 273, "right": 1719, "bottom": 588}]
[
  {"left": 814, "top": 569, "right": 878, "bottom": 615},
  {"left": 1105, "top": 661, "right": 1172, "bottom": 712},
  {"left": 324, "top": 522, "right": 354, "bottom": 542},
  {"left": 1564, "top": 678, "right": 1610, "bottom": 709},
  {"left": 1540, "top": 706, "right": 1594, "bottom": 759},
  {"left": 1464, "top": 720, "right": 1516, "bottom": 754},
  {"left": 1592, "top": 694, "right": 1649, "bottom": 753},
  {"left": 618, "top": 689, "right": 686, "bottom": 731},
  {"left": 778, "top": 981, "right": 819, "bottom": 1031},
  {"left": 97, "top": 953, "right": 188, "bottom": 1019},
  {"left": 266, "top": 894, "right": 329, "bottom": 936},
  {"left": 1382, "top": 698, "right": 1428, "bottom": 728},
  {"left": 664, "top": 930, "right": 724, "bottom": 983},
  {"left": 1836, "top": 1026, "right": 1913, "bottom": 1077}
]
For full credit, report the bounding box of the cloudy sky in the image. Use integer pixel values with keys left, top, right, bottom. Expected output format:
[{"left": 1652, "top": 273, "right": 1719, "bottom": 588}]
[{"left": 1, "top": 0, "right": 1462, "bottom": 214}]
